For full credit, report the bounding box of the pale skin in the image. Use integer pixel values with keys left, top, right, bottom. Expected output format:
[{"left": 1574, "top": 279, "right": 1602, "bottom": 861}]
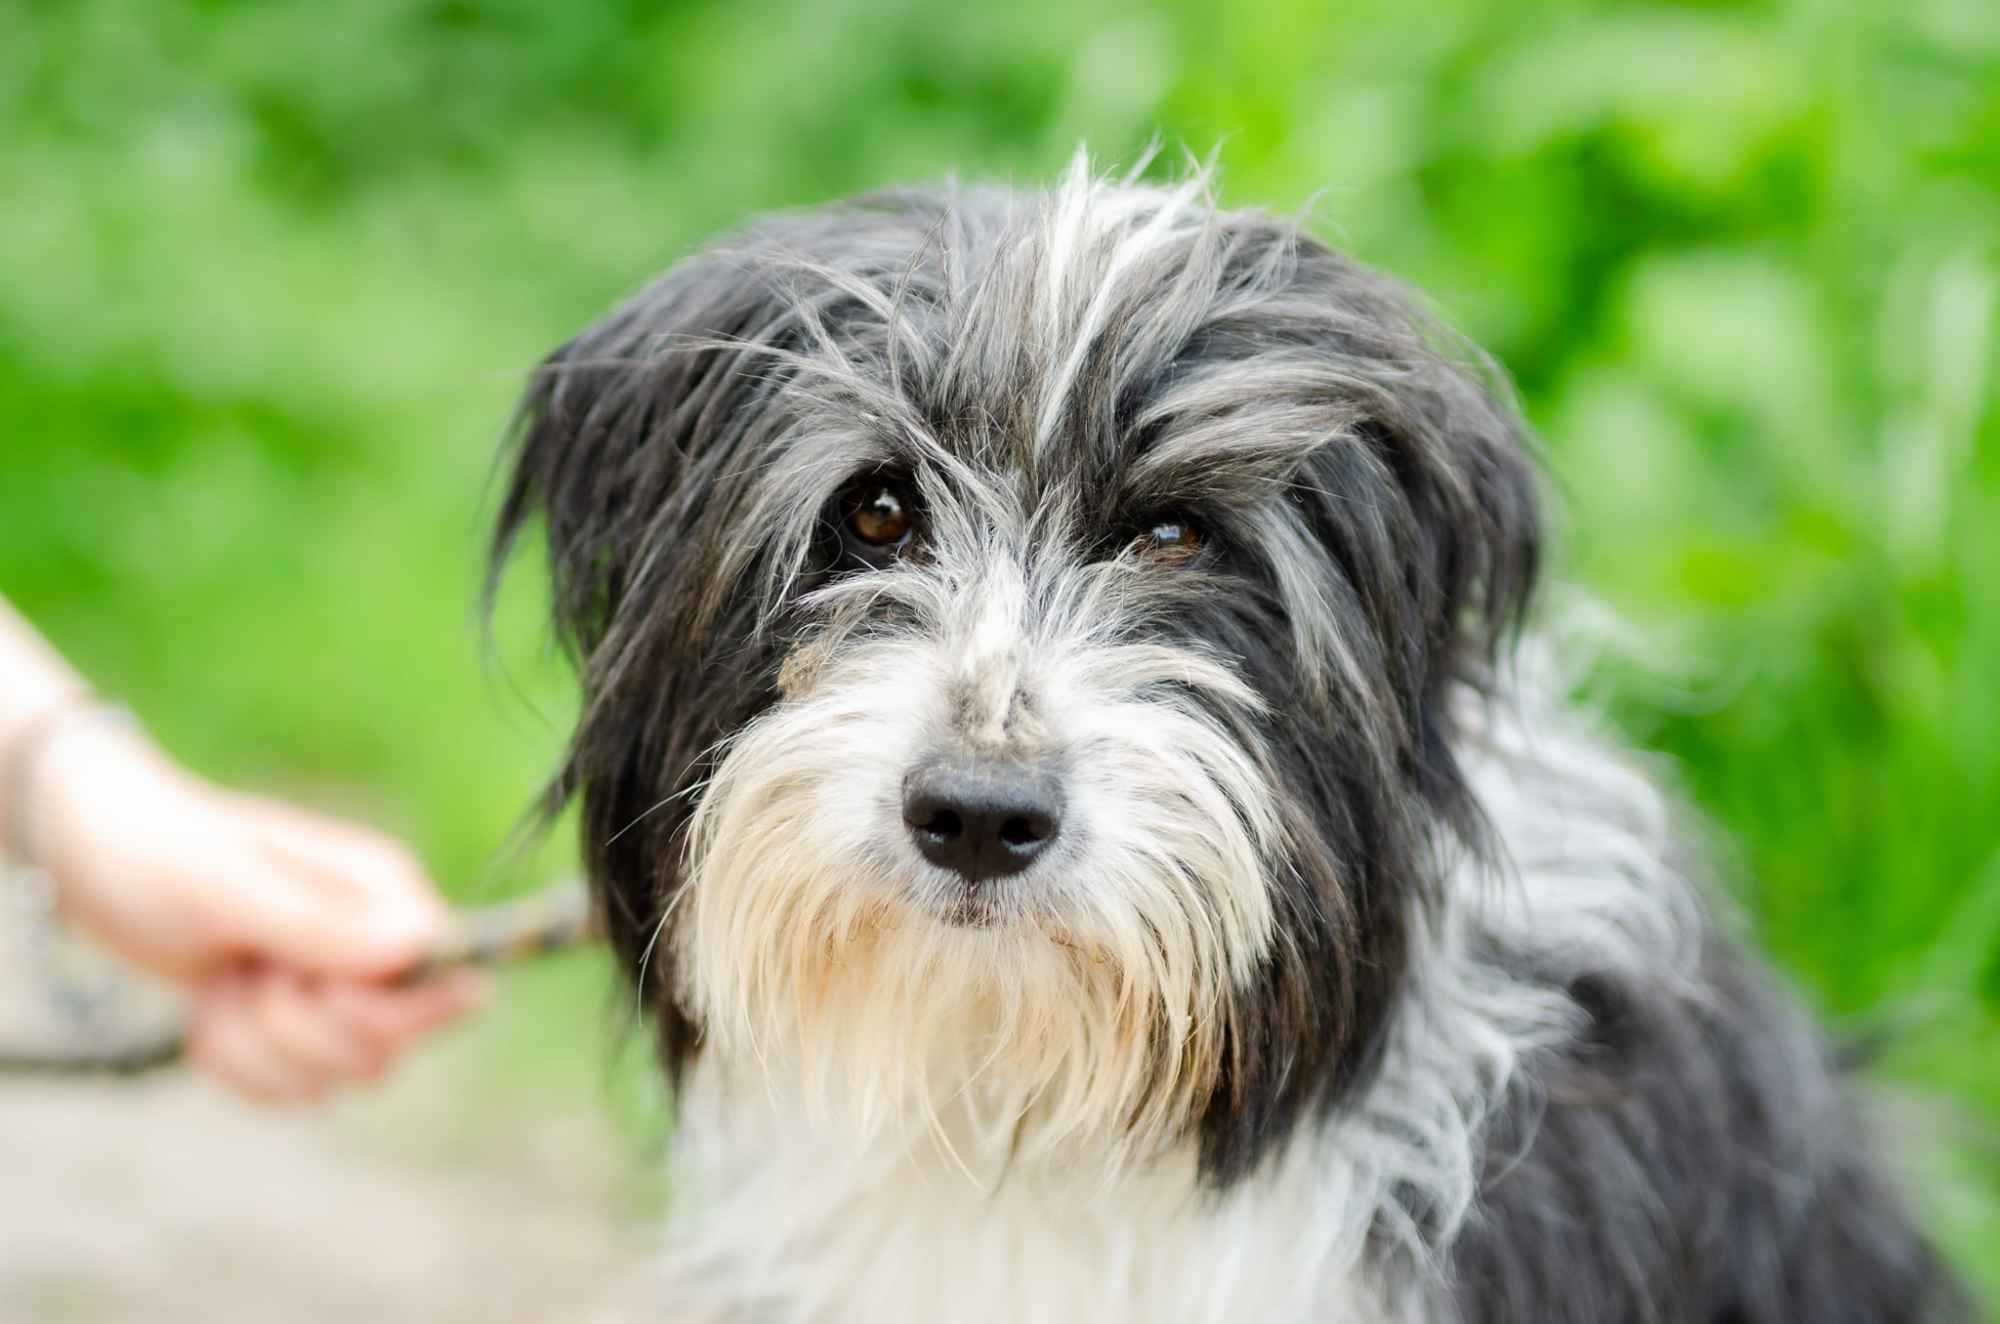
[{"left": 0, "top": 595, "right": 482, "bottom": 1104}]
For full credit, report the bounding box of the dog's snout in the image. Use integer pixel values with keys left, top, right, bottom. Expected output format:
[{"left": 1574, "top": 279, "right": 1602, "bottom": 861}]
[{"left": 902, "top": 758, "right": 1064, "bottom": 885}]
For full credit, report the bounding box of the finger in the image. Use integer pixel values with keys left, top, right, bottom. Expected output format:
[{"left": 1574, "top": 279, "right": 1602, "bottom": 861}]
[
  {"left": 208, "top": 869, "right": 434, "bottom": 980},
  {"left": 186, "top": 987, "right": 325, "bottom": 1106},
  {"left": 322, "top": 971, "right": 486, "bottom": 1056},
  {"left": 244, "top": 973, "right": 387, "bottom": 1083},
  {"left": 211, "top": 816, "right": 447, "bottom": 980}
]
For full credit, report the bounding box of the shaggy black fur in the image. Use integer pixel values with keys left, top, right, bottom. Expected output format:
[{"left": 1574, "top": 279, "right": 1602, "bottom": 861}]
[{"left": 1450, "top": 944, "right": 1970, "bottom": 1322}]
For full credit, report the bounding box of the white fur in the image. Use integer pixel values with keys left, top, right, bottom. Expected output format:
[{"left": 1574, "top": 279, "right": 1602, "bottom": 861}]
[{"left": 648, "top": 637, "right": 1701, "bottom": 1324}]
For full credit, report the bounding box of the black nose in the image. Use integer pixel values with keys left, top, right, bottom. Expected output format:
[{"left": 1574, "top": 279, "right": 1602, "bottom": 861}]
[{"left": 902, "top": 758, "right": 1064, "bottom": 885}]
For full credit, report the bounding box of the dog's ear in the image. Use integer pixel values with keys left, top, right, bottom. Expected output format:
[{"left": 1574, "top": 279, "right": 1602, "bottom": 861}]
[
  {"left": 1280, "top": 242, "right": 1544, "bottom": 720},
  {"left": 1327, "top": 318, "right": 1543, "bottom": 835},
  {"left": 488, "top": 322, "right": 638, "bottom": 664},
  {"left": 1369, "top": 354, "right": 1542, "bottom": 688},
  {"left": 486, "top": 248, "right": 823, "bottom": 1063},
  {"left": 489, "top": 253, "right": 800, "bottom": 662}
]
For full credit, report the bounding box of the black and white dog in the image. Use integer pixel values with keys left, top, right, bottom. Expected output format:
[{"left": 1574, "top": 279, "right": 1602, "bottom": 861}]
[{"left": 491, "top": 159, "right": 1970, "bottom": 1322}]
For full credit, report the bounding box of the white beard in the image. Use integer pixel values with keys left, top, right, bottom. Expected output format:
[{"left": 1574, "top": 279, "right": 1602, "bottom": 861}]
[{"left": 641, "top": 640, "right": 1699, "bottom": 1324}]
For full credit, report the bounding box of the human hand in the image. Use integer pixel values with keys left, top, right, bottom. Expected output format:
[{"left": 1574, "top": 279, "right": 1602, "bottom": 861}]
[{"left": 27, "top": 712, "right": 483, "bottom": 1104}]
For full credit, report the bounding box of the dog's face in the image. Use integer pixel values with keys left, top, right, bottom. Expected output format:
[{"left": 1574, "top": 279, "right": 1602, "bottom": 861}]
[{"left": 494, "top": 165, "right": 1539, "bottom": 1182}]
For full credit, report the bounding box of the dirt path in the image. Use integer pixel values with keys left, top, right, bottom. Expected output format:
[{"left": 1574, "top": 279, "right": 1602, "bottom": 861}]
[
  {"left": 0, "top": 1058, "right": 653, "bottom": 1324},
  {"left": 0, "top": 1062, "right": 651, "bottom": 1324}
]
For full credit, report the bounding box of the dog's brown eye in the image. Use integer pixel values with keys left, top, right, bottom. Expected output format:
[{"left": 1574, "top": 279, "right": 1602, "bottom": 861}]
[
  {"left": 848, "top": 486, "right": 912, "bottom": 548},
  {"left": 1133, "top": 517, "right": 1202, "bottom": 564},
  {"left": 840, "top": 479, "right": 917, "bottom": 560}
]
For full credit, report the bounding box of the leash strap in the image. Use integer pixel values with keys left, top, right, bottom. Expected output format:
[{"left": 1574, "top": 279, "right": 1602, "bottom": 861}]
[{"left": 0, "top": 873, "right": 599, "bottom": 1075}]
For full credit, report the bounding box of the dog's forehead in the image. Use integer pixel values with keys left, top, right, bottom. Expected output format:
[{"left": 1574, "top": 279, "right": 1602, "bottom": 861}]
[
  {"left": 778, "top": 219, "right": 1365, "bottom": 525},
  {"left": 815, "top": 185, "right": 1380, "bottom": 525}
]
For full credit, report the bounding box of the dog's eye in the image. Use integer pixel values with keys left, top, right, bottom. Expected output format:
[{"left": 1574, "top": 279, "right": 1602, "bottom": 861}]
[
  {"left": 847, "top": 484, "right": 912, "bottom": 545},
  {"left": 1132, "top": 516, "right": 1202, "bottom": 564},
  {"left": 839, "top": 479, "right": 918, "bottom": 562}
]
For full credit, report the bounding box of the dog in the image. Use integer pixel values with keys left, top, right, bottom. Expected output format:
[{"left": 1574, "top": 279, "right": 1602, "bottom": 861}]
[{"left": 489, "top": 157, "right": 1972, "bottom": 1322}]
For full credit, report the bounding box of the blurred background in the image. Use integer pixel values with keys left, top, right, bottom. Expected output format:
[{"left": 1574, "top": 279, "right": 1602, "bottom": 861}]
[{"left": 2, "top": 0, "right": 1996, "bottom": 1315}]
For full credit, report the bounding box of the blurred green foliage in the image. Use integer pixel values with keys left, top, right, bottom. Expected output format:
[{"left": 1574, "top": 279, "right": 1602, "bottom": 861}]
[{"left": 2, "top": 0, "right": 1996, "bottom": 1293}]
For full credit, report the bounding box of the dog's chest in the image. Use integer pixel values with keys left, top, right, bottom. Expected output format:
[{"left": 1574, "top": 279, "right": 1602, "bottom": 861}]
[{"left": 653, "top": 1070, "right": 1406, "bottom": 1324}]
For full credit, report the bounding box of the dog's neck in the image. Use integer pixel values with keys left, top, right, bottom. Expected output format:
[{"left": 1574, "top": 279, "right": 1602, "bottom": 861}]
[{"left": 656, "top": 1054, "right": 1401, "bottom": 1323}]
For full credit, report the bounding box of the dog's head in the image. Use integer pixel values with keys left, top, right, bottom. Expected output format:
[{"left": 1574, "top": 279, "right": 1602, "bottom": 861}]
[{"left": 492, "top": 162, "right": 1540, "bottom": 1182}]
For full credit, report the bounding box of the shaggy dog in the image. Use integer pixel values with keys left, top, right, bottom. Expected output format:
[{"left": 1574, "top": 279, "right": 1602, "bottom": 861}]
[{"left": 490, "top": 159, "right": 1970, "bottom": 1322}]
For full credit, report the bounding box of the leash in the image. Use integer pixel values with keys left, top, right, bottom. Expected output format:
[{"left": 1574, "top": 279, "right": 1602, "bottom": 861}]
[{"left": 0, "top": 872, "right": 599, "bottom": 1076}]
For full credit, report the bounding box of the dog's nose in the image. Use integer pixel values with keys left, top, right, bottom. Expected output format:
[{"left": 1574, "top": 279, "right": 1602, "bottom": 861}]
[{"left": 902, "top": 758, "right": 1064, "bottom": 884}]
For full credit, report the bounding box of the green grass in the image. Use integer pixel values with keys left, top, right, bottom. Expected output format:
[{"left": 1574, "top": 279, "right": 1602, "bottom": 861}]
[{"left": 2, "top": 0, "right": 1995, "bottom": 1300}]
